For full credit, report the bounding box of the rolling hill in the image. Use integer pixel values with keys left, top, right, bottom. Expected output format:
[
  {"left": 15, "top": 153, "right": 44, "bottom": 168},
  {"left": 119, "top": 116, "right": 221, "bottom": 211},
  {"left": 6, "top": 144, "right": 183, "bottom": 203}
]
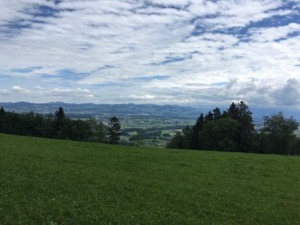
[{"left": 0, "top": 134, "right": 299, "bottom": 225}]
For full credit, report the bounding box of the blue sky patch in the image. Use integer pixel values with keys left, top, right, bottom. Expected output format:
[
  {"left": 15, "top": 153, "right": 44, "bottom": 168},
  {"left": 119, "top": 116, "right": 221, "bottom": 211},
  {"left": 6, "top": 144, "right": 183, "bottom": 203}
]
[
  {"left": 133, "top": 75, "right": 170, "bottom": 82},
  {"left": 28, "top": 5, "right": 59, "bottom": 18},
  {"left": 212, "top": 82, "right": 228, "bottom": 87},
  {"left": 191, "top": 24, "right": 206, "bottom": 36},
  {"left": 55, "top": 69, "right": 88, "bottom": 81},
  {"left": 11, "top": 67, "right": 41, "bottom": 73}
]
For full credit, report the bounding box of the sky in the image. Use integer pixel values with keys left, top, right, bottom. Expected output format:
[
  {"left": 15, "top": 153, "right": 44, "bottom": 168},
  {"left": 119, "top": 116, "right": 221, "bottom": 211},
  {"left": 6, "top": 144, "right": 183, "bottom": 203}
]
[{"left": 0, "top": 0, "right": 300, "bottom": 111}]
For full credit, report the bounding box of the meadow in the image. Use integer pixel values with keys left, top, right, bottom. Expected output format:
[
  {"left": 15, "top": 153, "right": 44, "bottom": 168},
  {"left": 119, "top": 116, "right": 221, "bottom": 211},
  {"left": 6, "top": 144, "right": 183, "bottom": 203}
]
[{"left": 0, "top": 133, "right": 299, "bottom": 225}]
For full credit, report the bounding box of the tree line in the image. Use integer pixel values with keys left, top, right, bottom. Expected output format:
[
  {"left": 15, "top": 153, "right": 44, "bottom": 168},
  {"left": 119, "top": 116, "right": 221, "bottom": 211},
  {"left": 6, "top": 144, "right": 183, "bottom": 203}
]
[
  {"left": 0, "top": 107, "right": 121, "bottom": 144},
  {"left": 167, "top": 101, "right": 300, "bottom": 155}
]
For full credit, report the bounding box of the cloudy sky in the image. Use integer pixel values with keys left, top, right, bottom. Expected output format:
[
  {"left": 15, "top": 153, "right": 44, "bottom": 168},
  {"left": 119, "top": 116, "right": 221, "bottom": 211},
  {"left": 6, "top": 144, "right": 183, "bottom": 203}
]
[{"left": 0, "top": 0, "right": 300, "bottom": 110}]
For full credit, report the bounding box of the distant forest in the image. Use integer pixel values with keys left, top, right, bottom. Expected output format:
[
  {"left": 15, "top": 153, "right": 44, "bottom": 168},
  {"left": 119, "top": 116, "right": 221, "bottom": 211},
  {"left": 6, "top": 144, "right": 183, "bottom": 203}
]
[
  {"left": 0, "top": 107, "right": 121, "bottom": 144},
  {"left": 167, "top": 101, "right": 300, "bottom": 155},
  {"left": 1, "top": 102, "right": 299, "bottom": 155}
]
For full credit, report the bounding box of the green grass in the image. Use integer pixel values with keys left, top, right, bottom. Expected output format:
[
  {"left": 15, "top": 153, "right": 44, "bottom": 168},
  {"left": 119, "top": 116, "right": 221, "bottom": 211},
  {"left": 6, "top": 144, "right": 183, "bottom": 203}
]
[{"left": 0, "top": 134, "right": 299, "bottom": 225}]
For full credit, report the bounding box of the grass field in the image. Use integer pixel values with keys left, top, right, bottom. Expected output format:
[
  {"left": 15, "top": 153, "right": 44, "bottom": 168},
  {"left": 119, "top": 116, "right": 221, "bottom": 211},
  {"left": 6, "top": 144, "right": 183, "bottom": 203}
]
[{"left": 0, "top": 134, "right": 299, "bottom": 225}]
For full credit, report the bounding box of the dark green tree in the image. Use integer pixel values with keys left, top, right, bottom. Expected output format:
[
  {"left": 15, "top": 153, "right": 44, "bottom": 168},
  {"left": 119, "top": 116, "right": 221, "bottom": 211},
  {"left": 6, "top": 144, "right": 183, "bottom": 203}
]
[
  {"left": 54, "top": 107, "right": 67, "bottom": 139},
  {"left": 261, "top": 112, "right": 298, "bottom": 155},
  {"left": 166, "top": 132, "right": 184, "bottom": 149},
  {"left": 191, "top": 113, "right": 205, "bottom": 149},
  {"left": 226, "top": 102, "right": 239, "bottom": 120},
  {"left": 0, "top": 107, "right": 5, "bottom": 132},
  {"left": 226, "top": 101, "right": 255, "bottom": 151},
  {"left": 63, "top": 119, "right": 92, "bottom": 141},
  {"left": 205, "top": 111, "right": 214, "bottom": 122},
  {"left": 167, "top": 125, "right": 192, "bottom": 149},
  {"left": 108, "top": 116, "right": 121, "bottom": 144},
  {"left": 181, "top": 126, "right": 193, "bottom": 149},
  {"left": 44, "top": 113, "right": 55, "bottom": 138},
  {"left": 87, "top": 118, "right": 107, "bottom": 142},
  {"left": 3, "top": 111, "right": 22, "bottom": 134},
  {"left": 167, "top": 101, "right": 256, "bottom": 152},
  {"left": 201, "top": 117, "right": 240, "bottom": 152},
  {"left": 292, "top": 137, "right": 300, "bottom": 155},
  {"left": 212, "top": 107, "right": 222, "bottom": 121}
]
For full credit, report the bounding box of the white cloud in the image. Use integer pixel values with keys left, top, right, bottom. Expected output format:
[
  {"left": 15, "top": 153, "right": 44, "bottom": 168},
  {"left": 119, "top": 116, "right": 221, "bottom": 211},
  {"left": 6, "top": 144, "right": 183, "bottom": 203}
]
[
  {"left": 249, "top": 23, "right": 300, "bottom": 42},
  {"left": 4, "top": 86, "right": 96, "bottom": 103},
  {"left": 11, "top": 86, "right": 34, "bottom": 94},
  {"left": 0, "top": 0, "right": 300, "bottom": 110},
  {"left": 129, "top": 94, "right": 155, "bottom": 100}
]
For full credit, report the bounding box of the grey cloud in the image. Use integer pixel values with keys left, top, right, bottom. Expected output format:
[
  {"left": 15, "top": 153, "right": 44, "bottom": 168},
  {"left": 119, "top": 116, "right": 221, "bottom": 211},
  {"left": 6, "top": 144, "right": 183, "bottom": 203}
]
[
  {"left": 210, "top": 78, "right": 300, "bottom": 108},
  {"left": 273, "top": 78, "right": 300, "bottom": 106}
]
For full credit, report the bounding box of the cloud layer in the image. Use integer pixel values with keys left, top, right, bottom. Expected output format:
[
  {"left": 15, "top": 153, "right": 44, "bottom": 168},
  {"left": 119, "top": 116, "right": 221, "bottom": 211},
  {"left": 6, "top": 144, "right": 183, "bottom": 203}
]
[{"left": 0, "top": 0, "right": 300, "bottom": 109}]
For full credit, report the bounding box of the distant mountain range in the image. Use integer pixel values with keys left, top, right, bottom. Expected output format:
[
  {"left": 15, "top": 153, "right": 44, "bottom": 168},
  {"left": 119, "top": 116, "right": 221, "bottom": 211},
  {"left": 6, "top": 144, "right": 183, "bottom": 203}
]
[
  {"left": 0, "top": 102, "right": 201, "bottom": 119},
  {"left": 1, "top": 102, "right": 299, "bottom": 124}
]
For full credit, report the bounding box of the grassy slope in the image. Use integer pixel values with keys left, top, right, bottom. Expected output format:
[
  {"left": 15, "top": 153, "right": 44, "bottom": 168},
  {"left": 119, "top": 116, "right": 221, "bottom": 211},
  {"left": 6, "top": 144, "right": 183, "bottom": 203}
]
[{"left": 0, "top": 134, "right": 299, "bottom": 225}]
